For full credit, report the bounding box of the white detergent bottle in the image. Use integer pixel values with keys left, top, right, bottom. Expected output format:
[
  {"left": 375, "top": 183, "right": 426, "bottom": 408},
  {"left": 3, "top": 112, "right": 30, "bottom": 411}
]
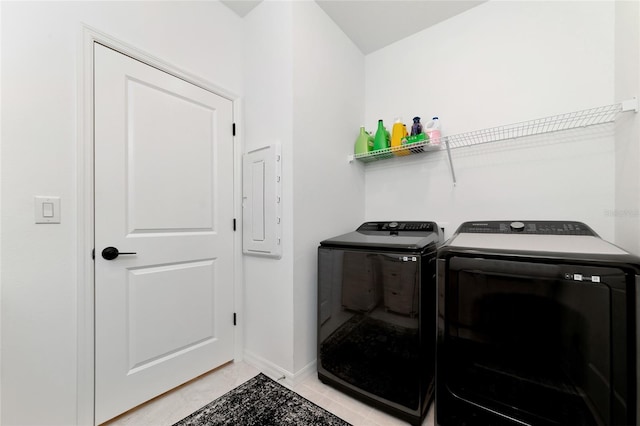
[{"left": 425, "top": 116, "right": 441, "bottom": 145}]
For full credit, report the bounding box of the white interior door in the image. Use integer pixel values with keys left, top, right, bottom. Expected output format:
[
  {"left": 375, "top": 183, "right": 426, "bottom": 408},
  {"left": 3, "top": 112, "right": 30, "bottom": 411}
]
[{"left": 94, "top": 43, "right": 235, "bottom": 424}]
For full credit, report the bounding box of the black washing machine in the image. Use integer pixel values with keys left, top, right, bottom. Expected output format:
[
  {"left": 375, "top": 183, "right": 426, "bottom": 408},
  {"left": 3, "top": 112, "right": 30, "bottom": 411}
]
[
  {"left": 317, "top": 221, "right": 443, "bottom": 426},
  {"left": 436, "top": 220, "right": 640, "bottom": 426}
]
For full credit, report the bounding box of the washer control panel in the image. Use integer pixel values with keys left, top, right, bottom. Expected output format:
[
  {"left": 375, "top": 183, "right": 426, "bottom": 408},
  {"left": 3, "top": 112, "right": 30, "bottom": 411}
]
[
  {"left": 358, "top": 221, "right": 437, "bottom": 233},
  {"left": 457, "top": 221, "right": 596, "bottom": 236}
]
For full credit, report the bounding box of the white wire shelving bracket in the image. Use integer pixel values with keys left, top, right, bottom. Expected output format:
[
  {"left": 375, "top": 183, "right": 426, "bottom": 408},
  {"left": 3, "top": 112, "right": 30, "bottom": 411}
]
[{"left": 348, "top": 97, "right": 638, "bottom": 185}]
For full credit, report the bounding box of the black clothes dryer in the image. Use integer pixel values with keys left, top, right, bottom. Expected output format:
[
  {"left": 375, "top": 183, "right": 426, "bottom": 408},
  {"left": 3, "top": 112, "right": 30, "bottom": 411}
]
[
  {"left": 436, "top": 220, "right": 640, "bottom": 426},
  {"left": 318, "top": 221, "right": 443, "bottom": 426}
]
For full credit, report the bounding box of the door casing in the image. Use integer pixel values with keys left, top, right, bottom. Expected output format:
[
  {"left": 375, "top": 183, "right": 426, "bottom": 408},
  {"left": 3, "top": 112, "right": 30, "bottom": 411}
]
[{"left": 76, "top": 25, "right": 244, "bottom": 426}]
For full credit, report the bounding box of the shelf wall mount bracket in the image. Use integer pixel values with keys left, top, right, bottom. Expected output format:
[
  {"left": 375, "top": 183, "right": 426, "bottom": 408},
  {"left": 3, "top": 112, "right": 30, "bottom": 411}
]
[
  {"left": 445, "top": 137, "right": 457, "bottom": 185},
  {"left": 621, "top": 97, "right": 638, "bottom": 113}
]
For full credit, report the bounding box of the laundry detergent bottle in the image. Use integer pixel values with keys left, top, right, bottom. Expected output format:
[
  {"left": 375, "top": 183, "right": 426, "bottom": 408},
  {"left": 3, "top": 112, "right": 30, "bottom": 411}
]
[
  {"left": 425, "top": 116, "right": 441, "bottom": 145},
  {"left": 354, "top": 126, "right": 370, "bottom": 155},
  {"left": 373, "top": 119, "right": 389, "bottom": 151},
  {"left": 391, "top": 118, "right": 410, "bottom": 156}
]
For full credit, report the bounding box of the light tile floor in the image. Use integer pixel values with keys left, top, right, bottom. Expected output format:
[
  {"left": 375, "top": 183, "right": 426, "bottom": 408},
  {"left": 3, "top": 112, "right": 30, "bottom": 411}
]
[{"left": 103, "top": 361, "right": 435, "bottom": 426}]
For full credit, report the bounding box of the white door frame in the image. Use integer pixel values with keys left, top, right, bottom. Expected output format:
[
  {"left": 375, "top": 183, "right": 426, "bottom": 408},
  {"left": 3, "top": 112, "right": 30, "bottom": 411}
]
[{"left": 76, "top": 25, "right": 244, "bottom": 426}]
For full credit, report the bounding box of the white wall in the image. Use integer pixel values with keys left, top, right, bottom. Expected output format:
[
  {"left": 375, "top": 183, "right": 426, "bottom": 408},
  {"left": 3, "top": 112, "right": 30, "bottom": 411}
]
[
  {"left": 291, "top": 0, "right": 365, "bottom": 373},
  {"left": 0, "top": 2, "right": 3, "bottom": 420},
  {"left": 364, "top": 1, "right": 618, "bottom": 241},
  {"left": 0, "top": 2, "right": 243, "bottom": 425},
  {"left": 242, "top": 0, "right": 365, "bottom": 378},
  {"left": 242, "top": 0, "right": 296, "bottom": 374},
  {"left": 614, "top": 0, "right": 640, "bottom": 254}
]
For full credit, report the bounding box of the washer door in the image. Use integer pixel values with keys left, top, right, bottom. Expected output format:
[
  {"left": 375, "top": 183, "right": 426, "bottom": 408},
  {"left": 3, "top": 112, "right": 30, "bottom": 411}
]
[
  {"left": 318, "top": 248, "right": 432, "bottom": 413},
  {"left": 438, "top": 257, "right": 629, "bottom": 426}
]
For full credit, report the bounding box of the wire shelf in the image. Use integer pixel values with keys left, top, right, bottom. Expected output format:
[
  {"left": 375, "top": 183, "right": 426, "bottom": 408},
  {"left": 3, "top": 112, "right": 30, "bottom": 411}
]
[
  {"left": 353, "top": 142, "right": 442, "bottom": 163},
  {"left": 349, "top": 98, "right": 637, "bottom": 184},
  {"left": 447, "top": 103, "right": 622, "bottom": 149}
]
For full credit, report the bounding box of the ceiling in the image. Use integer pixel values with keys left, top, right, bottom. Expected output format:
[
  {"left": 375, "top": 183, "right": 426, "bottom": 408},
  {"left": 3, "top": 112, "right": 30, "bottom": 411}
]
[{"left": 221, "top": 0, "right": 485, "bottom": 54}]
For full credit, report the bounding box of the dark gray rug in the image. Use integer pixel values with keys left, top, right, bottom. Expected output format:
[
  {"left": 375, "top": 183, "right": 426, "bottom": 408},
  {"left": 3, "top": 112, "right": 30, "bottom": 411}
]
[{"left": 173, "top": 373, "right": 352, "bottom": 426}]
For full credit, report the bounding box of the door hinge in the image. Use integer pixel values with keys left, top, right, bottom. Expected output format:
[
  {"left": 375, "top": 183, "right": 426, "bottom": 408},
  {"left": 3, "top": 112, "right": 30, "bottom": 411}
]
[
  {"left": 232, "top": 123, "right": 236, "bottom": 136},
  {"left": 92, "top": 248, "right": 95, "bottom": 260},
  {"left": 233, "top": 312, "right": 237, "bottom": 326},
  {"left": 233, "top": 218, "right": 236, "bottom": 231}
]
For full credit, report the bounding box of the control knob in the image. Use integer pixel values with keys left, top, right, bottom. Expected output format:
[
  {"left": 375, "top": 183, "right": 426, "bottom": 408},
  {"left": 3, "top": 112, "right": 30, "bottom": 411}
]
[{"left": 510, "top": 221, "right": 525, "bottom": 232}]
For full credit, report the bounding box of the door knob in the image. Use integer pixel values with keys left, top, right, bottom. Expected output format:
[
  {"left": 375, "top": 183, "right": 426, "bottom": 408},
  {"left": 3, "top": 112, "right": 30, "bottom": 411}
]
[{"left": 101, "top": 246, "right": 137, "bottom": 260}]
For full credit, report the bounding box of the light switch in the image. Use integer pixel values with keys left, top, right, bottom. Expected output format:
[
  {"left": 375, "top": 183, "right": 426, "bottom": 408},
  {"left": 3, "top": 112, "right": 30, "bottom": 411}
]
[
  {"left": 43, "top": 202, "right": 54, "bottom": 218},
  {"left": 35, "top": 196, "right": 61, "bottom": 224}
]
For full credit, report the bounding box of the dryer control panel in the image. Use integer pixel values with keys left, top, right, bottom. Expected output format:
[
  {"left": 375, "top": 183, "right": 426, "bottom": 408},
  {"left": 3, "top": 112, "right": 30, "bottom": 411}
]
[{"left": 457, "top": 221, "right": 597, "bottom": 236}]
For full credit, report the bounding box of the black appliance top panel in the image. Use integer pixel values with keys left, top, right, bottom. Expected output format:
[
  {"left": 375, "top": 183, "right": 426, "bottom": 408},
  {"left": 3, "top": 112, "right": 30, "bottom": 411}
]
[
  {"left": 456, "top": 220, "right": 597, "bottom": 236},
  {"left": 320, "top": 221, "right": 442, "bottom": 251}
]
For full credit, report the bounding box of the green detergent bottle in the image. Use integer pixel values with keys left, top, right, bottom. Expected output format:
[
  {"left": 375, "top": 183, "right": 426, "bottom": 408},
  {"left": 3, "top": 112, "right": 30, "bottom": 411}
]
[
  {"left": 354, "top": 126, "right": 370, "bottom": 155},
  {"left": 368, "top": 132, "right": 375, "bottom": 151},
  {"left": 373, "top": 119, "right": 389, "bottom": 151}
]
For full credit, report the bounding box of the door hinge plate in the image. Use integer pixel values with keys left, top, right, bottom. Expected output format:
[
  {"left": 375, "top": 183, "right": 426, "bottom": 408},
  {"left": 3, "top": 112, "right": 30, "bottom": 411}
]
[
  {"left": 233, "top": 312, "right": 237, "bottom": 326},
  {"left": 232, "top": 123, "right": 236, "bottom": 136},
  {"left": 233, "top": 218, "right": 236, "bottom": 231}
]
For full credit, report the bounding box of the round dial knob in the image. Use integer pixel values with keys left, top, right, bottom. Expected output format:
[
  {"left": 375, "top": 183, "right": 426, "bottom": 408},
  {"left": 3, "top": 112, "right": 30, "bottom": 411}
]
[
  {"left": 510, "top": 221, "right": 525, "bottom": 232},
  {"left": 388, "top": 222, "right": 399, "bottom": 229}
]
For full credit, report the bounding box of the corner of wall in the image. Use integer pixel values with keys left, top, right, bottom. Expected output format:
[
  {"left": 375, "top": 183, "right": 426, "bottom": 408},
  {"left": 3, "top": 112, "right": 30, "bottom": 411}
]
[
  {"left": 0, "top": 1, "right": 3, "bottom": 420},
  {"left": 290, "top": 0, "right": 366, "bottom": 374},
  {"left": 614, "top": 0, "right": 640, "bottom": 254}
]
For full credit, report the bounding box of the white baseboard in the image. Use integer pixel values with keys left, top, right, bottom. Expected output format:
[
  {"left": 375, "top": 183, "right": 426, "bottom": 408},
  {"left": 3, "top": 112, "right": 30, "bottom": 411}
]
[
  {"left": 291, "top": 358, "right": 317, "bottom": 386},
  {"left": 243, "top": 350, "right": 317, "bottom": 388}
]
